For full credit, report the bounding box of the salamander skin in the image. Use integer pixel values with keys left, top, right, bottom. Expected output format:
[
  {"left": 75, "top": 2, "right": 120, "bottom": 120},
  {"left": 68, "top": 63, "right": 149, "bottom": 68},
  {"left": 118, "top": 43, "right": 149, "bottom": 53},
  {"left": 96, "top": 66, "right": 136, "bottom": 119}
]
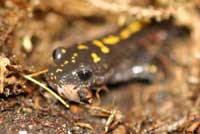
[{"left": 46, "top": 19, "right": 189, "bottom": 103}]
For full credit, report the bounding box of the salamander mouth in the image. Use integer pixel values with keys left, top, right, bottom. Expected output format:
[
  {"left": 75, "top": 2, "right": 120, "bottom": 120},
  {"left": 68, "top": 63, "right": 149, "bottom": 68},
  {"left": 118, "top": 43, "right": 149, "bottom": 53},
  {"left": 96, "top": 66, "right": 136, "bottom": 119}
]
[{"left": 57, "top": 84, "right": 93, "bottom": 103}]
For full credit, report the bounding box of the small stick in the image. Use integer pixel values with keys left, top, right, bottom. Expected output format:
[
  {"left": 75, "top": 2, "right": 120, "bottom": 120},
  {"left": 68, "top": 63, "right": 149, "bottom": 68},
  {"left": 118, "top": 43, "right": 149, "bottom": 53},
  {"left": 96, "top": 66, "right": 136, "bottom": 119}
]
[
  {"left": 22, "top": 74, "right": 69, "bottom": 108},
  {"left": 105, "top": 109, "right": 116, "bottom": 132},
  {"left": 75, "top": 122, "right": 94, "bottom": 130},
  {"left": 27, "top": 69, "right": 49, "bottom": 77}
]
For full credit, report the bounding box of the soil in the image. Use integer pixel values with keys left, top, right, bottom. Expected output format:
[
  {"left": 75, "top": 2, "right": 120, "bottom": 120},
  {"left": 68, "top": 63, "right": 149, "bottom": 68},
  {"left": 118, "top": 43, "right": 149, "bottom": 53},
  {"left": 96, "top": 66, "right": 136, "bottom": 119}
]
[{"left": 0, "top": 0, "right": 200, "bottom": 134}]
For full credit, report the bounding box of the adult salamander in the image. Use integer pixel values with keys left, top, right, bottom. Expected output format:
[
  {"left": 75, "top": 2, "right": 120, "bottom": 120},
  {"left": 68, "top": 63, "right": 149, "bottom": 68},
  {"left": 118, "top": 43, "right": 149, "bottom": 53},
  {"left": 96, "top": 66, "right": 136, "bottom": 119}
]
[{"left": 45, "top": 19, "right": 189, "bottom": 103}]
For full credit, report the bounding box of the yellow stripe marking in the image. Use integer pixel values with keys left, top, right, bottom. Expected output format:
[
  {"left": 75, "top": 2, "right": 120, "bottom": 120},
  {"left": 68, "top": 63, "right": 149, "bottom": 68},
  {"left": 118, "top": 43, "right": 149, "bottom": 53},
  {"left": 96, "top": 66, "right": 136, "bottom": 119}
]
[
  {"left": 91, "top": 53, "right": 101, "bottom": 63},
  {"left": 77, "top": 44, "right": 89, "bottom": 50},
  {"left": 56, "top": 68, "right": 63, "bottom": 73},
  {"left": 102, "top": 35, "right": 120, "bottom": 45},
  {"left": 92, "top": 40, "right": 110, "bottom": 54}
]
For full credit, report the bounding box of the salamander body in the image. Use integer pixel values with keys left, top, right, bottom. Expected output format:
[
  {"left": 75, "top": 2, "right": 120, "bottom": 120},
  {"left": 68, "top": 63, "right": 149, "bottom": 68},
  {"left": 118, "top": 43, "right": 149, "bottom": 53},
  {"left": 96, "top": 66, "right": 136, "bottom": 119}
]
[{"left": 46, "top": 20, "right": 189, "bottom": 103}]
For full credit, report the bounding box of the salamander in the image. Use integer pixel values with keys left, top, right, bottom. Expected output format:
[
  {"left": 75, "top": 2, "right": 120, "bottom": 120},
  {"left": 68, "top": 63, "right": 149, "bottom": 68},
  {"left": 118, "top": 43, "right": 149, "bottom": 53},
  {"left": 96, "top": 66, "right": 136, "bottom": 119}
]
[{"left": 45, "top": 19, "right": 190, "bottom": 103}]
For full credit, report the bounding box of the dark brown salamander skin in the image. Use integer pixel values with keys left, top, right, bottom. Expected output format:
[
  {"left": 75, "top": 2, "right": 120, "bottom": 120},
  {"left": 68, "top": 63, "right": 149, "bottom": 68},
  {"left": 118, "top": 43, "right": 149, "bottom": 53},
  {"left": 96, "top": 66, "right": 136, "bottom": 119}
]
[{"left": 46, "top": 20, "right": 189, "bottom": 103}]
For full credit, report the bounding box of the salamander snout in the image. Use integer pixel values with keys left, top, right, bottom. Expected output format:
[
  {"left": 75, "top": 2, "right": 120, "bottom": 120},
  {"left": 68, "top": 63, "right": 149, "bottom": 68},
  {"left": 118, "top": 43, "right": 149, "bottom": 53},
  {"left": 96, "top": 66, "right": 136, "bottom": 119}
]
[{"left": 57, "top": 84, "right": 93, "bottom": 103}]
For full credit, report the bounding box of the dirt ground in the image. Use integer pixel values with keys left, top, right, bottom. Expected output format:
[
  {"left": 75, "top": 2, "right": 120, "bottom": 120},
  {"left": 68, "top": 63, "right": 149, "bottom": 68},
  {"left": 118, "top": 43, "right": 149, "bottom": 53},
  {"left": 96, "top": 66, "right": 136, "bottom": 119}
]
[{"left": 1, "top": 0, "right": 200, "bottom": 134}]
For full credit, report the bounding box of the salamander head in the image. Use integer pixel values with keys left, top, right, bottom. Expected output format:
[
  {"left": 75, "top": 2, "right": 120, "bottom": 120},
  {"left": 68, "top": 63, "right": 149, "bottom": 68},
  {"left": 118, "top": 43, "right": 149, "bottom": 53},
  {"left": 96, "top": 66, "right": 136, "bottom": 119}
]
[{"left": 46, "top": 47, "right": 105, "bottom": 103}]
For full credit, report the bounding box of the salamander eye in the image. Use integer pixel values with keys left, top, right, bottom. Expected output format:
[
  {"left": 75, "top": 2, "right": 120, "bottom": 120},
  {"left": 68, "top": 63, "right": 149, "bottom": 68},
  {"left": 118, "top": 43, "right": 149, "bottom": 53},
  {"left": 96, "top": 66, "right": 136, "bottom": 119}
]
[
  {"left": 77, "top": 69, "right": 92, "bottom": 81},
  {"left": 52, "top": 47, "right": 66, "bottom": 64}
]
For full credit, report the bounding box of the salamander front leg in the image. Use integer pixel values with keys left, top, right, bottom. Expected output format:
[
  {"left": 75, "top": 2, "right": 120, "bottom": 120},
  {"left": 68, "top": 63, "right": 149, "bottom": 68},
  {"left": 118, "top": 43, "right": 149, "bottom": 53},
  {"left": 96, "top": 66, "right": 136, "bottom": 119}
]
[{"left": 92, "top": 84, "right": 109, "bottom": 105}]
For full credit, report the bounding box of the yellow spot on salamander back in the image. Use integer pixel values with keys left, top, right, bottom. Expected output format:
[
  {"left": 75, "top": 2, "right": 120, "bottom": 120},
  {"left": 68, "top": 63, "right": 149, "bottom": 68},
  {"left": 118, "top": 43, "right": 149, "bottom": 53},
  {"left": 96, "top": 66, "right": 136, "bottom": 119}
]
[
  {"left": 71, "top": 53, "right": 78, "bottom": 62},
  {"left": 120, "top": 29, "right": 131, "bottom": 39},
  {"left": 73, "top": 53, "right": 78, "bottom": 57},
  {"left": 128, "top": 21, "right": 143, "bottom": 33},
  {"left": 56, "top": 68, "right": 63, "bottom": 73},
  {"left": 149, "top": 65, "right": 157, "bottom": 73},
  {"left": 91, "top": 53, "right": 101, "bottom": 63},
  {"left": 92, "top": 40, "right": 110, "bottom": 54},
  {"left": 64, "top": 60, "right": 69, "bottom": 64},
  {"left": 72, "top": 59, "right": 76, "bottom": 63},
  {"left": 120, "top": 21, "right": 144, "bottom": 39},
  {"left": 101, "top": 47, "right": 110, "bottom": 54},
  {"left": 77, "top": 44, "right": 89, "bottom": 50},
  {"left": 61, "top": 48, "right": 66, "bottom": 53},
  {"left": 102, "top": 35, "right": 120, "bottom": 45}
]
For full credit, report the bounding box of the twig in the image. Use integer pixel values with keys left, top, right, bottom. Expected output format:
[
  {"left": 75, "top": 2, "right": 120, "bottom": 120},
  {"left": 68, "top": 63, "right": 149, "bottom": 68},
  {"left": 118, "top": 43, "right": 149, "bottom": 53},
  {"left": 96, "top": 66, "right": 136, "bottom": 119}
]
[
  {"left": 75, "top": 122, "right": 94, "bottom": 130},
  {"left": 27, "top": 69, "right": 48, "bottom": 77},
  {"left": 22, "top": 74, "right": 69, "bottom": 108}
]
